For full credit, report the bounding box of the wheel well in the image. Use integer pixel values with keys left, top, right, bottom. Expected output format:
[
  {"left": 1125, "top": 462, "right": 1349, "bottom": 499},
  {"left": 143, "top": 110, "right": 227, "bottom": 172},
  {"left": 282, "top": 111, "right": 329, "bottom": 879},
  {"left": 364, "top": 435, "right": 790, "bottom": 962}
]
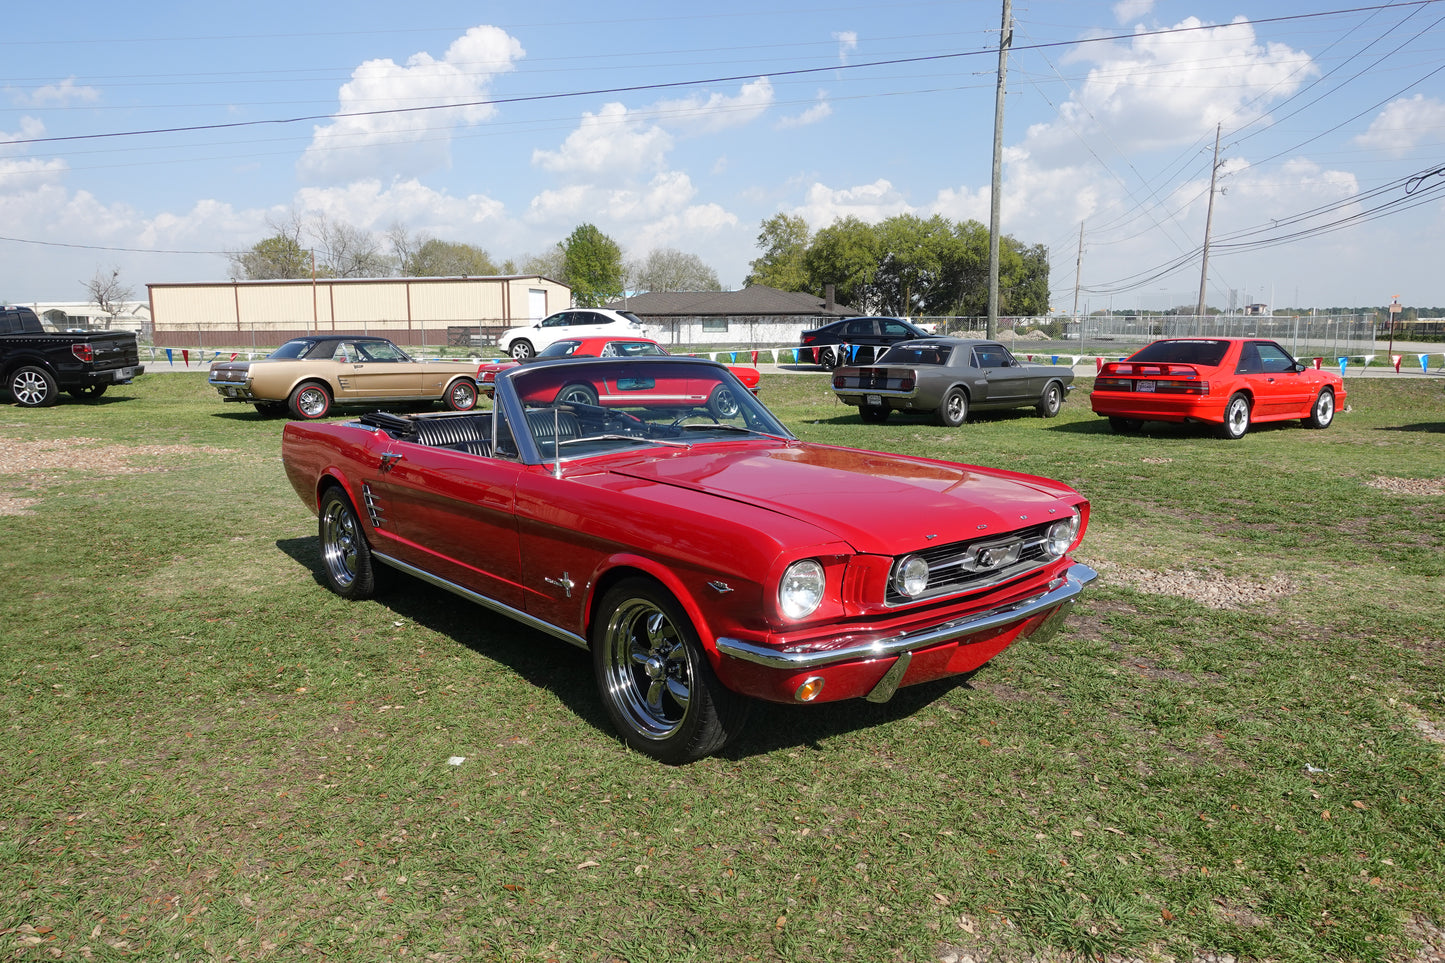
[{"left": 585, "top": 565, "right": 656, "bottom": 646}]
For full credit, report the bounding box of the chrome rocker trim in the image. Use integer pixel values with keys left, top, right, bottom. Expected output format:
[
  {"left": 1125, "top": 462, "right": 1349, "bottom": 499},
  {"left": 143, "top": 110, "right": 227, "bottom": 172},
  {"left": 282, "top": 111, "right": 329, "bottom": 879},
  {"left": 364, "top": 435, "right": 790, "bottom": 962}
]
[
  {"left": 373, "top": 551, "right": 589, "bottom": 651},
  {"left": 715, "top": 562, "right": 1097, "bottom": 673}
]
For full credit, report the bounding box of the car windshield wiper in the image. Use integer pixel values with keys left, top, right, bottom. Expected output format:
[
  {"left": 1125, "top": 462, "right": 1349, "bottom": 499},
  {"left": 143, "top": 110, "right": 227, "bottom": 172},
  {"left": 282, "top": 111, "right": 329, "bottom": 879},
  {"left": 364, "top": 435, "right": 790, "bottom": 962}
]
[
  {"left": 557, "top": 434, "right": 691, "bottom": 449},
  {"left": 678, "top": 424, "right": 789, "bottom": 441}
]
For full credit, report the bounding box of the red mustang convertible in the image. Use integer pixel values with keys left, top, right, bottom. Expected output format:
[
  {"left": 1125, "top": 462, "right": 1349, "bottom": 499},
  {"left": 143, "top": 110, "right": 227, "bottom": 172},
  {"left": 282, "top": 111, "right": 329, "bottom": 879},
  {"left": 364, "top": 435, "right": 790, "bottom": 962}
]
[
  {"left": 1090, "top": 337, "right": 1346, "bottom": 439},
  {"left": 282, "top": 356, "right": 1095, "bottom": 762}
]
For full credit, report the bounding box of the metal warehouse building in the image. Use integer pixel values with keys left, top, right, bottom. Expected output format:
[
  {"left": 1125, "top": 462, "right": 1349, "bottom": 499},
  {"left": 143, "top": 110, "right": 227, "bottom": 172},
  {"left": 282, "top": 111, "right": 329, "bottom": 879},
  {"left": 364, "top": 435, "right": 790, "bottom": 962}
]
[{"left": 146, "top": 275, "right": 571, "bottom": 349}]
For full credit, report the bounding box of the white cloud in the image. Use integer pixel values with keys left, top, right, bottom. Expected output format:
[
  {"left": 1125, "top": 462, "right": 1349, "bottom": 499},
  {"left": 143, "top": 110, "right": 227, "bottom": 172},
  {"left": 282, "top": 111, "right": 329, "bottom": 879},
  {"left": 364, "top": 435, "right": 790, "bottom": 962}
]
[
  {"left": 777, "top": 92, "right": 832, "bottom": 129},
  {"left": 834, "top": 31, "right": 859, "bottom": 64},
  {"left": 653, "top": 78, "right": 774, "bottom": 134},
  {"left": 791, "top": 179, "right": 913, "bottom": 227},
  {"left": 299, "top": 25, "right": 524, "bottom": 182},
  {"left": 1111, "top": 0, "right": 1154, "bottom": 24},
  {"left": 1354, "top": 95, "right": 1445, "bottom": 156},
  {"left": 531, "top": 102, "right": 674, "bottom": 179},
  {"left": 9, "top": 77, "right": 100, "bottom": 108},
  {"left": 1, "top": 116, "right": 46, "bottom": 146}
]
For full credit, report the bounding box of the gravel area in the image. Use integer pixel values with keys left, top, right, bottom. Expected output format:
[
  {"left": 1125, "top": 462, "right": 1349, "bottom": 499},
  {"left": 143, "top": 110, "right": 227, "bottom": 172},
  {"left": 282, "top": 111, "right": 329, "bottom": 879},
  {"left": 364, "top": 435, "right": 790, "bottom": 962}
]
[
  {"left": 1366, "top": 475, "right": 1445, "bottom": 496},
  {"left": 0, "top": 434, "right": 232, "bottom": 515},
  {"left": 1093, "top": 561, "right": 1298, "bottom": 609}
]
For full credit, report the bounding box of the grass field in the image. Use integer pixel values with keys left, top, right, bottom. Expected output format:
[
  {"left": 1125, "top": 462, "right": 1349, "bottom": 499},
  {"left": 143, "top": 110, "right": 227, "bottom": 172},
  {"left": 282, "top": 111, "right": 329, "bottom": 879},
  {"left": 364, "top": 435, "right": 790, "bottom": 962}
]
[{"left": 1, "top": 372, "right": 1442, "bottom": 963}]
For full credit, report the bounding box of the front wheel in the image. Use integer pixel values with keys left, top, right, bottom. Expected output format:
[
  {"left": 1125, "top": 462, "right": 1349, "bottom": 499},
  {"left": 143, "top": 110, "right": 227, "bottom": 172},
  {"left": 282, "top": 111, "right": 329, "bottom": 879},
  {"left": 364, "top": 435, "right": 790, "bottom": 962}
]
[
  {"left": 1303, "top": 388, "right": 1335, "bottom": 429},
  {"left": 288, "top": 381, "right": 332, "bottom": 420},
  {"left": 1036, "top": 381, "right": 1063, "bottom": 417},
  {"left": 593, "top": 578, "right": 749, "bottom": 764},
  {"left": 707, "top": 384, "right": 740, "bottom": 419},
  {"left": 935, "top": 387, "right": 968, "bottom": 427},
  {"left": 509, "top": 340, "right": 535, "bottom": 361},
  {"left": 9, "top": 366, "right": 59, "bottom": 407},
  {"left": 318, "top": 487, "right": 382, "bottom": 600},
  {"left": 1217, "top": 393, "right": 1251, "bottom": 440},
  {"left": 445, "top": 378, "right": 479, "bottom": 411},
  {"left": 819, "top": 347, "right": 839, "bottom": 370}
]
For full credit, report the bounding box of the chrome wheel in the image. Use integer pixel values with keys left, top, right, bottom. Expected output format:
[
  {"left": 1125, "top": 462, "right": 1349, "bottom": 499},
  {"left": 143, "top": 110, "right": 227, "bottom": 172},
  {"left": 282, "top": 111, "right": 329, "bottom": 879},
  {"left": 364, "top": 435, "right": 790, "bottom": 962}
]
[
  {"left": 936, "top": 387, "right": 968, "bottom": 427},
  {"left": 447, "top": 379, "right": 478, "bottom": 411},
  {"left": 10, "top": 366, "right": 57, "bottom": 407},
  {"left": 1037, "top": 382, "right": 1063, "bottom": 417},
  {"left": 601, "top": 598, "right": 693, "bottom": 741},
  {"left": 1305, "top": 389, "right": 1334, "bottom": 429},
  {"left": 510, "top": 340, "right": 534, "bottom": 360},
  {"left": 320, "top": 497, "right": 361, "bottom": 590},
  {"left": 708, "top": 385, "right": 740, "bottom": 418},
  {"left": 1218, "top": 393, "right": 1250, "bottom": 440},
  {"left": 289, "top": 382, "right": 331, "bottom": 420}
]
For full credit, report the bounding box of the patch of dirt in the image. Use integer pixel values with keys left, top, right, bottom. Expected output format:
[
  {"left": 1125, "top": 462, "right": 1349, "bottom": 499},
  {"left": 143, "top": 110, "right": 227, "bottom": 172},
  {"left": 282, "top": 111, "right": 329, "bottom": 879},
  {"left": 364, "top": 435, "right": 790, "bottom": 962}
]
[
  {"left": 0, "top": 435, "right": 232, "bottom": 479},
  {"left": 1094, "top": 562, "right": 1297, "bottom": 610},
  {"left": 0, "top": 492, "right": 39, "bottom": 516},
  {"left": 1367, "top": 476, "right": 1445, "bottom": 496}
]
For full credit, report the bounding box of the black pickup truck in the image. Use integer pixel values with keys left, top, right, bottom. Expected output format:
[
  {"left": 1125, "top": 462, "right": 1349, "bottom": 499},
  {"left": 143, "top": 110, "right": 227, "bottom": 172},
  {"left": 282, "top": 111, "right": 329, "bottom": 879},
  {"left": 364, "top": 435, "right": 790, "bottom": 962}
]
[{"left": 0, "top": 305, "right": 145, "bottom": 407}]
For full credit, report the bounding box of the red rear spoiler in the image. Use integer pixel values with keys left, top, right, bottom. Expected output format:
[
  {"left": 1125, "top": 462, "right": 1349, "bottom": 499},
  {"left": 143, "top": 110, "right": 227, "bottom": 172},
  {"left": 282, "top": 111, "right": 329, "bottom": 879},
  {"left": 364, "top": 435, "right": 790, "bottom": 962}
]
[{"left": 1098, "top": 361, "right": 1202, "bottom": 379}]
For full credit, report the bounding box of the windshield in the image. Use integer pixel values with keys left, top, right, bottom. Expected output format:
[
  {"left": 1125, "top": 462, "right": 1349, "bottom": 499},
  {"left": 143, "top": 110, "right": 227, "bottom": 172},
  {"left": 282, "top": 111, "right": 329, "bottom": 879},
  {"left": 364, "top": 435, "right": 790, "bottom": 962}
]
[
  {"left": 504, "top": 359, "right": 791, "bottom": 461},
  {"left": 1130, "top": 339, "right": 1229, "bottom": 366}
]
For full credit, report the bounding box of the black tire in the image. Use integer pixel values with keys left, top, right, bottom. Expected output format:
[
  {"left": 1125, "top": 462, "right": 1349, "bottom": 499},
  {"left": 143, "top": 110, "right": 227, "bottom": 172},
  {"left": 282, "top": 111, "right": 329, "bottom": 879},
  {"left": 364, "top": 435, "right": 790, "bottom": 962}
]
[
  {"left": 1036, "top": 381, "right": 1063, "bottom": 418},
  {"left": 819, "top": 347, "right": 839, "bottom": 370},
  {"left": 1217, "top": 392, "right": 1251, "bottom": 440},
  {"left": 69, "top": 384, "right": 109, "bottom": 401},
  {"left": 317, "top": 487, "right": 380, "bottom": 600},
  {"left": 288, "top": 381, "right": 332, "bottom": 420},
  {"left": 509, "top": 340, "right": 535, "bottom": 361},
  {"left": 557, "top": 382, "right": 599, "bottom": 406},
  {"left": 860, "top": 404, "right": 890, "bottom": 423},
  {"left": 9, "top": 365, "right": 59, "bottom": 407},
  {"left": 935, "top": 387, "right": 968, "bottom": 427},
  {"left": 592, "top": 578, "right": 749, "bottom": 764},
  {"left": 707, "top": 384, "right": 741, "bottom": 419},
  {"left": 1303, "top": 388, "right": 1335, "bottom": 429},
  {"left": 1108, "top": 416, "right": 1143, "bottom": 433},
  {"left": 445, "top": 378, "right": 479, "bottom": 411}
]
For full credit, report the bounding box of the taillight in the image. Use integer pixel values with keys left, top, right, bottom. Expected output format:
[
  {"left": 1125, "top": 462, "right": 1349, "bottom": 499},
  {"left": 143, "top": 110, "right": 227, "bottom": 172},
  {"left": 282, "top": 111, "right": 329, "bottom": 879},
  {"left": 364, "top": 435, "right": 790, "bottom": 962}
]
[
  {"left": 72, "top": 343, "right": 94, "bottom": 363},
  {"left": 832, "top": 373, "right": 846, "bottom": 388},
  {"left": 801, "top": 334, "right": 816, "bottom": 345},
  {"left": 899, "top": 376, "right": 916, "bottom": 391}
]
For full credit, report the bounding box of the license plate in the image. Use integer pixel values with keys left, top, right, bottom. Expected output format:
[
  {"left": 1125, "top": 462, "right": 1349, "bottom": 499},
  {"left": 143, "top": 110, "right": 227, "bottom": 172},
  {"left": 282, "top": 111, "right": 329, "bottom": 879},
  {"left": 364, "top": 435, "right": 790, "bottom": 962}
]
[
  {"left": 866, "top": 394, "right": 882, "bottom": 406},
  {"left": 1136, "top": 380, "right": 1155, "bottom": 392}
]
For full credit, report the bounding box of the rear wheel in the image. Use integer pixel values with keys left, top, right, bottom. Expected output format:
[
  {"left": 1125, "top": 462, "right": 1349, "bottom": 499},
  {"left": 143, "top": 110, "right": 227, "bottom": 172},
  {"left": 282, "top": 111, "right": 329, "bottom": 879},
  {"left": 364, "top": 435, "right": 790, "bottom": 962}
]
[
  {"left": 819, "top": 347, "right": 839, "bottom": 370},
  {"left": 1217, "top": 393, "right": 1251, "bottom": 440},
  {"left": 69, "top": 384, "right": 109, "bottom": 400},
  {"left": 557, "top": 383, "right": 599, "bottom": 406},
  {"left": 9, "top": 366, "right": 58, "bottom": 407},
  {"left": 288, "top": 381, "right": 332, "bottom": 420},
  {"left": 445, "top": 378, "right": 478, "bottom": 411},
  {"left": 318, "top": 487, "right": 381, "bottom": 600},
  {"left": 1303, "top": 388, "right": 1335, "bottom": 429},
  {"left": 1036, "top": 381, "right": 1063, "bottom": 417},
  {"left": 935, "top": 387, "right": 968, "bottom": 427},
  {"left": 593, "top": 578, "right": 749, "bottom": 764}
]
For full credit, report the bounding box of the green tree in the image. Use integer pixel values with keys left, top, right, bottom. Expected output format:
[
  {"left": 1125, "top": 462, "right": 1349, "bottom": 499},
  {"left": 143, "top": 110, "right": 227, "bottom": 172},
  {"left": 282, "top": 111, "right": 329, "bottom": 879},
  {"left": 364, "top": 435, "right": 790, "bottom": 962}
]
[
  {"left": 870, "top": 214, "right": 961, "bottom": 316},
  {"left": 228, "top": 234, "right": 311, "bottom": 280},
  {"left": 631, "top": 248, "right": 721, "bottom": 293},
  {"left": 803, "top": 217, "right": 880, "bottom": 312},
  {"left": 560, "top": 224, "right": 625, "bottom": 307},
  {"left": 744, "top": 214, "right": 810, "bottom": 291},
  {"left": 404, "top": 239, "right": 498, "bottom": 277}
]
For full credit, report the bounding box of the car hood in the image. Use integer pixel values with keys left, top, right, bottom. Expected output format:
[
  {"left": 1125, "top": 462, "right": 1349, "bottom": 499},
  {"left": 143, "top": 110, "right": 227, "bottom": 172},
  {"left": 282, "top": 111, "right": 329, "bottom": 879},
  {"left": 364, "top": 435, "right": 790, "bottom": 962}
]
[{"left": 603, "top": 442, "right": 1079, "bottom": 555}]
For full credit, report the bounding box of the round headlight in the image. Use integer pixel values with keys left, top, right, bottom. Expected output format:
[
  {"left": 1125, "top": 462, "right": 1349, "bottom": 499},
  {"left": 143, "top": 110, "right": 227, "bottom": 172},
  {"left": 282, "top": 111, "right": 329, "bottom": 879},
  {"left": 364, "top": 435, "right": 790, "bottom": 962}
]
[
  {"left": 1045, "top": 510, "right": 1081, "bottom": 558},
  {"left": 778, "top": 559, "right": 826, "bottom": 620},
  {"left": 892, "top": 554, "right": 930, "bottom": 598}
]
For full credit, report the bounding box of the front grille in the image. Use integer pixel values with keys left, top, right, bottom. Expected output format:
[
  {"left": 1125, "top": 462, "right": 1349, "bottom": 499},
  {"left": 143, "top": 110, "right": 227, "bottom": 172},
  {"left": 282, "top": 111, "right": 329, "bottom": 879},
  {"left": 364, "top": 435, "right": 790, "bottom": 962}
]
[{"left": 886, "top": 521, "right": 1058, "bottom": 605}]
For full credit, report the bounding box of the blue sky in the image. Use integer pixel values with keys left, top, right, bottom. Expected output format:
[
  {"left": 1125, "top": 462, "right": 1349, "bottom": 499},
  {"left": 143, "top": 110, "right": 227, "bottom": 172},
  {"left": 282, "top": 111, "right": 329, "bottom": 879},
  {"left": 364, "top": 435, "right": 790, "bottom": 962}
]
[{"left": 3, "top": 0, "right": 1443, "bottom": 311}]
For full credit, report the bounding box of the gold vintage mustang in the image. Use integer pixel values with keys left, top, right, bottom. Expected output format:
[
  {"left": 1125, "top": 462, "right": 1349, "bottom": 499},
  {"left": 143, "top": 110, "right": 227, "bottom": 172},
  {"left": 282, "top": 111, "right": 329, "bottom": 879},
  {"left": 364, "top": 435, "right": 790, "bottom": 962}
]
[{"left": 208, "top": 336, "right": 482, "bottom": 419}]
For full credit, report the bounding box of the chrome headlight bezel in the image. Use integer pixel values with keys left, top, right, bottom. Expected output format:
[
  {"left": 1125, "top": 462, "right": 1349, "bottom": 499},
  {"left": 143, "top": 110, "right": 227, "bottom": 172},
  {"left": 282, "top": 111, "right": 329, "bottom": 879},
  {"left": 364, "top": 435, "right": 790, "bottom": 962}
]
[
  {"left": 891, "top": 554, "right": 930, "bottom": 598},
  {"left": 778, "top": 558, "right": 826, "bottom": 621},
  {"left": 1045, "top": 508, "right": 1082, "bottom": 558}
]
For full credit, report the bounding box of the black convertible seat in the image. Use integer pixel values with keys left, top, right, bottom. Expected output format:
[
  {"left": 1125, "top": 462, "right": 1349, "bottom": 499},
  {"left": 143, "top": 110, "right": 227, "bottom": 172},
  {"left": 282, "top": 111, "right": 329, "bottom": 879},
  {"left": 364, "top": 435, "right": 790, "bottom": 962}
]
[
  {"left": 525, "top": 408, "right": 583, "bottom": 441},
  {"left": 411, "top": 414, "right": 493, "bottom": 448}
]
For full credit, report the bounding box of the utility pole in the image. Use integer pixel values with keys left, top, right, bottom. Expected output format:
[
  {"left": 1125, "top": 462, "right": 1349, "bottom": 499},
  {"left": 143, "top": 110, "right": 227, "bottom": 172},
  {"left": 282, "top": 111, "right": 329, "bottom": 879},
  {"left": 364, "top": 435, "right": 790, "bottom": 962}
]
[
  {"left": 1070, "top": 221, "right": 1084, "bottom": 318},
  {"left": 1195, "top": 123, "right": 1221, "bottom": 319},
  {"left": 987, "top": 0, "right": 1012, "bottom": 339}
]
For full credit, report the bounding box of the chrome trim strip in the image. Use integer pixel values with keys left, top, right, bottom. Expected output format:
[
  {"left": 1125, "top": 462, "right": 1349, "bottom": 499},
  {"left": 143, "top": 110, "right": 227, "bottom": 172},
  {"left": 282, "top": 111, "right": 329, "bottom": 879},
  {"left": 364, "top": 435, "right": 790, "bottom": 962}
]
[
  {"left": 372, "top": 551, "right": 589, "bottom": 651},
  {"left": 716, "top": 562, "right": 1097, "bottom": 671}
]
